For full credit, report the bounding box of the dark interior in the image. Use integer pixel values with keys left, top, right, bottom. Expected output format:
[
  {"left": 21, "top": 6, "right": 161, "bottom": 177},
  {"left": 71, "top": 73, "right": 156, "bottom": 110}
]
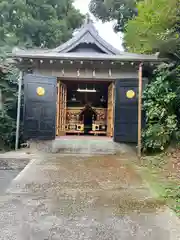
[
  {"left": 64, "top": 80, "right": 109, "bottom": 135},
  {"left": 79, "top": 105, "right": 97, "bottom": 134},
  {"left": 65, "top": 81, "right": 109, "bottom": 108}
]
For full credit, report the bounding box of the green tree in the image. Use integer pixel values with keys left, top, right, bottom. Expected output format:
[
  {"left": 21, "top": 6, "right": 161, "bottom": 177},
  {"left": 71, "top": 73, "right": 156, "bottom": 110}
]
[
  {"left": 124, "top": 0, "right": 180, "bottom": 59},
  {"left": 142, "top": 64, "right": 179, "bottom": 152},
  {"left": 0, "top": 0, "right": 84, "bottom": 150},
  {"left": 0, "top": 0, "right": 83, "bottom": 51},
  {"left": 0, "top": 64, "right": 19, "bottom": 150},
  {"left": 124, "top": 0, "right": 180, "bottom": 151},
  {"left": 89, "top": 0, "right": 138, "bottom": 32}
]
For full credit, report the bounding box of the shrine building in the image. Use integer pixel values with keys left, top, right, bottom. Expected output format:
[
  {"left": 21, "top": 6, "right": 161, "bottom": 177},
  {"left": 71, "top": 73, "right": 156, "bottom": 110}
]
[{"left": 12, "top": 18, "right": 162, "bottom": 143}]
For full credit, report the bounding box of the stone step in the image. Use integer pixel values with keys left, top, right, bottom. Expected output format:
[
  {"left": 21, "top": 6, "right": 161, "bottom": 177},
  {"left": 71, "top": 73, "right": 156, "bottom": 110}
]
[{"left": 28, "top": 137, "right": 134, "bottom": 155}]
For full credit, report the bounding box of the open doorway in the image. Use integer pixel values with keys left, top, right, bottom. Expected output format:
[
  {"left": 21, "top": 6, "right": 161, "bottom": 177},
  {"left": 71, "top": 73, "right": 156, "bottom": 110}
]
[{"left": 56, "top": 80, "right": 114, "bottom": 137}]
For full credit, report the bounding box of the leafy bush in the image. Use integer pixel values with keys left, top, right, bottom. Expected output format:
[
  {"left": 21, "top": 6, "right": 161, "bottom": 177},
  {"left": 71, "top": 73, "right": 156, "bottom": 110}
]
[
  {"left": 142, "top": 63, "right": 180, "bottom": 152},
  {"left": 0, "top": 110, "right": 16, "bottom": 150},
  {"left": 0, "top": 65, "right": 23, "bottom": 150}
]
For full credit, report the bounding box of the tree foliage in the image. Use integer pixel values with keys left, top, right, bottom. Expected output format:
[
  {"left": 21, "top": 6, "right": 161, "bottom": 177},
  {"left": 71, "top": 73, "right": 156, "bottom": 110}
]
[
  {"left": 124, "top": 0, "right": 180, "bottom": 59},
  {"left": 89, "top": 0, "right": 138, "bottom": 32},
  {"left": 0, "top": 65, "right": 20, "bottom": 150},
  {"left": 0, "top": 0, "right": 83, "bottom": 150},
  {"left": 142, "top": 64, "right": 180, "bottom": 152},
  {"left": 122, "top": 0, "right": 180, "bottom": 151},
  {"left": 0, "top": 0, "right": 83, "bottom": 50}
]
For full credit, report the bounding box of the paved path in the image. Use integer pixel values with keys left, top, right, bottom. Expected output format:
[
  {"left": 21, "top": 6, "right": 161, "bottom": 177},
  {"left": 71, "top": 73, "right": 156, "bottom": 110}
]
[
  {"left": 0, "top": 152, "right": 30, "bottom": 195},
  {"left": 0, "top": 170, "right": 20, "bottom": 194},
  {"left": 0, "top": 153, "right": 180, "bottom": 239}
]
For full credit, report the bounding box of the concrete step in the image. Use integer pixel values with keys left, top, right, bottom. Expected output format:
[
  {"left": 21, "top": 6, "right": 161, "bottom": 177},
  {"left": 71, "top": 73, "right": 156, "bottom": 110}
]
[{"left": 28, "top": 137, "right": 134, "bottom": 155}]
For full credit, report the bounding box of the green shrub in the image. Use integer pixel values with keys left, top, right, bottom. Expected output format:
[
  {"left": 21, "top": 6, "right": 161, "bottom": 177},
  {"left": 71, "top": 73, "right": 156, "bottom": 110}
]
[
  {"left": 0, "top": 65, "right": 23, "bottom": 150},
  {"left": 142, "top": 63, "right": 179, "bottom": 152}
]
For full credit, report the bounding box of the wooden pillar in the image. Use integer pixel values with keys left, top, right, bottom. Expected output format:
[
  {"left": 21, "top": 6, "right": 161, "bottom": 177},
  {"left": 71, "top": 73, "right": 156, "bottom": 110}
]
[
  {"left": 138, "top": 63, "right": 143, "bottom": 158},
  {"left": 15, "top": 71, "right": 23, "bottom": 150},
  {"left": 56, "top": 82, "right": 60, "bottom": 136}
]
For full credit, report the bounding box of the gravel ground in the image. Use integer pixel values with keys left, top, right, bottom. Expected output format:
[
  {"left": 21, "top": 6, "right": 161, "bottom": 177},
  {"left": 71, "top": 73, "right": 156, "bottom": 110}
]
[{"left": 0, "top": 152, "right": 179, "bottom": 240}]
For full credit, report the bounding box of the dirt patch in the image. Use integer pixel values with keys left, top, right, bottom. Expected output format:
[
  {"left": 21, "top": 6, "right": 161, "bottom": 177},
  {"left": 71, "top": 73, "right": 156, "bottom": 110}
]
[
  {"left": 166, "top": 148, "right": 180, "bottom": 178},
  {"left": 82, "top": 155, "right": 143, "bottom": 184},
  {"left": 43, "top": 155, "right": 143, "bottom": 187}
]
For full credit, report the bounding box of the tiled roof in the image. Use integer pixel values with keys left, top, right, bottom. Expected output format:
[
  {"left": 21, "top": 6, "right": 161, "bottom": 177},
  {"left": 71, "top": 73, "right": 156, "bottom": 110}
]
[
  {"left": 12, "top": 17, "right": 162, "bottom": 63},
  {"left": 12, "top": 49, "right": 160, "bottom": 62}
]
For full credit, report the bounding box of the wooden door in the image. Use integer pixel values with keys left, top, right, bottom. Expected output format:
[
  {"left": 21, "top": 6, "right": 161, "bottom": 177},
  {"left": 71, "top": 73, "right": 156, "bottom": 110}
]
[
  {"left": 107, "top": 82, "right": 115, "bottom": 137},
  {"left": 56, "top": 81, "right": 67, "bottom": 136},
  {"left": 114, "top": 80, "right": 138, "bottom": 143},
  {"left": 24, "top": 74, "right": 57, "bottom": 140},
  {"left": 114, "top": 79, "right": 146, "bottom": 143}
]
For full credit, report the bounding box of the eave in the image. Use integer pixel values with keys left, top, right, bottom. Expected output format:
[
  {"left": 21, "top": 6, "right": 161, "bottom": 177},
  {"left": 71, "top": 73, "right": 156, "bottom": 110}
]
[
  {"left": 11, "top": 50, "right": 165, "bottom": 64},
  {"left": 11, "top": 17, "right": 166, "bottom": 66}
]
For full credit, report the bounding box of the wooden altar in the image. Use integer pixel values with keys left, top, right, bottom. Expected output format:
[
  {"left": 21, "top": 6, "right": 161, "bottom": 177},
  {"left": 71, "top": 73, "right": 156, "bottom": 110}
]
[
  {"left": 56, "top": 80, "right": 113, "bottom": 136},
  {"left": 65, "top": 107, "right": 107, "bottom": 135}
]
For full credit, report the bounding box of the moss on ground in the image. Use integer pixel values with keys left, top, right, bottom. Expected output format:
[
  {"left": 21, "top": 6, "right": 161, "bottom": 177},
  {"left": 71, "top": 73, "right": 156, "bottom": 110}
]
[{"left": 132, "top": 152, "right": 180, "bottom": 217}]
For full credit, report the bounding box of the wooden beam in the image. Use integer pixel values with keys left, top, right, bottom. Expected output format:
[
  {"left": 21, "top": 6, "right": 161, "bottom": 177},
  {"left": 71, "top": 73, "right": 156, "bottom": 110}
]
[{"left": 138, "top": 63, "right": 143, "bottom": 158}]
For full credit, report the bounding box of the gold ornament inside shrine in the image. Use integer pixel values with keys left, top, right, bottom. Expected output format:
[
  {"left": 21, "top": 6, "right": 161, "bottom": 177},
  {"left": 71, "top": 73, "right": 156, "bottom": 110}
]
[{"left": 56, "top": 80, "right": 114, "bottom": 137}]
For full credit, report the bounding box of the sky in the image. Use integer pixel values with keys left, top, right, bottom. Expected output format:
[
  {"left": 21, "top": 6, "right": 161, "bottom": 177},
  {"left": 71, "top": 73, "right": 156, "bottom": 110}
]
[{"left": 73, "top": 0, "right": 123, "bottom": 51}]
